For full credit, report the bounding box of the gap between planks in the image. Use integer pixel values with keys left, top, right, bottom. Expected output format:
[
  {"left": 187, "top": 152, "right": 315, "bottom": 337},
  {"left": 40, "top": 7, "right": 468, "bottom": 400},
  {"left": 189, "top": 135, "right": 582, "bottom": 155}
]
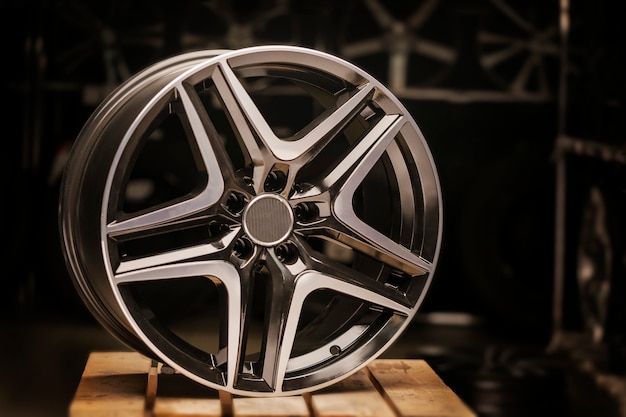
[{"left": 70, "top": 351, "right": 477, "bottom": 417}]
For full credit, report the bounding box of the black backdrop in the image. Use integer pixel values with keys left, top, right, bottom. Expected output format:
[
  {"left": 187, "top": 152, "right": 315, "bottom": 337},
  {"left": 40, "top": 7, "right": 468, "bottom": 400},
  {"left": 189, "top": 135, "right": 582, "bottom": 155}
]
[{"left": 2, "top": 0, "right": 624, "bottom": 344}]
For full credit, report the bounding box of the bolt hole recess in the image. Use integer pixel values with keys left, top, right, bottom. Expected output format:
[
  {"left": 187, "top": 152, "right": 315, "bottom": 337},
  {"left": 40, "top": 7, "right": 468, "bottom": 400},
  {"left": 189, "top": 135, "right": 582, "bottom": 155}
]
[
  {"left": 294, "top": 202, "right": 319, "bottom": 223},
  {"left": 264, "top": 170, "right": 287, "bottom": 193},
  {"left": 225, "top": 191, "right": 248, "bottom": 215},
  {"left": 275, "top": 242, "right": 298, "bottom": 264},
  {"left": 233, "top": 237, "right": 253, "bottom": 259}
]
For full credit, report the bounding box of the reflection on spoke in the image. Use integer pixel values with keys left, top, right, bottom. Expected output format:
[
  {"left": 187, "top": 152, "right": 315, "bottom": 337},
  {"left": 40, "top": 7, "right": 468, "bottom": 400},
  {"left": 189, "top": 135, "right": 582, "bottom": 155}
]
[
  {"left": 298, "top": 271, "right": 412, "bottom": 315},
  {"left": 326, "top": 219, "right": 431, "bottom": 276},
  {"left": 291, "top": 237, "right": 414, "bottom": 309},
  {"left": 258, "top": 253, "right": 298, "bottom": 391},
  {"left": 116, "top": 228, "right": 240, "bottom": 274},
  {"left": 228, "top": 258, "right": 261, "bottom": 390},
  {"left": 323, "top": 114, "right": 402, "bottom": 193},
  {"left": 212, "top": 62, "right": 269, "bottom": 194},
  {"left": 288, "top": 114, "right": 402, "bottom": 209},
  {"left": 291, "top": 84, "right": 374, "bottom": 163},
  {"left": 108, "top": 202, "right": 211, "bottom": 238}
]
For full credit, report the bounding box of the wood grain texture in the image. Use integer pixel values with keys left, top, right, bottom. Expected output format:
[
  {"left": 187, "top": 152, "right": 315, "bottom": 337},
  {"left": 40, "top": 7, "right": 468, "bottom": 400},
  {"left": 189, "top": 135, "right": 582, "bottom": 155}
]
[
  {"left": 70, "top": 352, "right": 477, "bottom": 417},
  {"left": 367, "top": 359, "right": 477, "bottom": 417},
  {"left": 69, "top": 351, "right": 152, "bottom": 417}
]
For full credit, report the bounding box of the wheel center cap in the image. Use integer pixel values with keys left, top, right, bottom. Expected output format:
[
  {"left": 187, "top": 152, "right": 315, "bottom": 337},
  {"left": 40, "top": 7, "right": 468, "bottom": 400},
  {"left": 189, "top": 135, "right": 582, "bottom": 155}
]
[{"left": 243, "top": 194, "right": 293, "bottom": 246}]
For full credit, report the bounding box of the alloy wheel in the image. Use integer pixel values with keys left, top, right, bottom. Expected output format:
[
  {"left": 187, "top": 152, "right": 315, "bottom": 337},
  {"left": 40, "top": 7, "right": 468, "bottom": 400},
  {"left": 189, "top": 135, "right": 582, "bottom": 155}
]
[{"left": 59, "top": 45, "right": 442, "bottom": 396}]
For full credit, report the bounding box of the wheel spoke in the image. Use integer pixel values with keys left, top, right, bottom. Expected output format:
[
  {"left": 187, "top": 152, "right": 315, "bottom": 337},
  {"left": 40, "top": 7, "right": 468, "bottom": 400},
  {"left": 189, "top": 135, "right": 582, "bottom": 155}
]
[
  {"left": 257, "top": 252, "right": 299, "bottom": 391},
  {"left": 107, "top": 203, "right": 230, "bottom": 241},
  {"left": 178, "top": 81, "right": 245, "bottom": 190},
  {"left": 298, "top": 216, "right": 430, "bottom": 276},
  {"left": 295, "top": 238, "right": 415, "bottom": 310},
  {"left": 215, "top": 59, "right": 375, "bottom": 164},
  {"left": 292, "top": 114, "right": 431, "bottom": 276},
  {"left": 116, "top": 260, "right": 243, "bottom": 388},
  {"left": 212, "top": 61, "right": 272, "bottom": 194},
  {"left": 297, "top": 270, "right": 412, "bottom": 317},
  {"left": 290, "top": 84, "right": 375, "bottom": 163},
  {"left": 115, "top": 227, "right": 240, "bottom": 274},
  {"left": 222, "top": 257, "right": 263, "bottom": 389},
  {"left": 214, "top": 58, "right": 379, "bottom": 199},
  {"left": 332, "top": 114, "right": 402, "bottom": 192},
  {"left": 108, "top": 82, "right": 230, "bottom": 237},
  {"left": 293, "top": 114, "right": 403, "bottom": 202}
]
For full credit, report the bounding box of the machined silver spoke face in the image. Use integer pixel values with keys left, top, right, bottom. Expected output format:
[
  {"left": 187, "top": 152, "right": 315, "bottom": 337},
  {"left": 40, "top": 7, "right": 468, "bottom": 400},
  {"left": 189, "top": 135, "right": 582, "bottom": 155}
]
[{"left": 59, "top": 45, "right": 442, "bottom": 396}]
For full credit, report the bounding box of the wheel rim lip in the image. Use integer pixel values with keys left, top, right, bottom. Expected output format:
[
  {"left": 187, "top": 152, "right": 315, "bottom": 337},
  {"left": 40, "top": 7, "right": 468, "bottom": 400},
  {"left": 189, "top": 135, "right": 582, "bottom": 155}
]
[{"left": 62, "top": 45, "right": 443, "bottom": 396}]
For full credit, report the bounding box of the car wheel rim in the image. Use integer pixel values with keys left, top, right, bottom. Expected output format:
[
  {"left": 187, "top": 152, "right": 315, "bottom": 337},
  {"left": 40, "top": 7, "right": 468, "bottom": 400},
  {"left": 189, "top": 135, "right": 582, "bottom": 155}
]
[{"left": 59, "top": 45, "right": 442, "bottom": 396}]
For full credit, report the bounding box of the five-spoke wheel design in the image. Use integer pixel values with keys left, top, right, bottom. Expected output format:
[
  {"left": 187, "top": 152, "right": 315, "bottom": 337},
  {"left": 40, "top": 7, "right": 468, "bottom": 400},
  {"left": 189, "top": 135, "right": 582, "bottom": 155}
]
[{"left": 59, "top": 45, "right": 442, "bottom": 396}]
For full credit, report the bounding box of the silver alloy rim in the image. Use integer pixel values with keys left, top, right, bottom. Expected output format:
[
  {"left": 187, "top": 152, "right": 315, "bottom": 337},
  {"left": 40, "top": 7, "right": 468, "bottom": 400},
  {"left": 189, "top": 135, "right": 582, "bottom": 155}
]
[{"left": 59, "top": 45, "right": 442, "bottom": 396}]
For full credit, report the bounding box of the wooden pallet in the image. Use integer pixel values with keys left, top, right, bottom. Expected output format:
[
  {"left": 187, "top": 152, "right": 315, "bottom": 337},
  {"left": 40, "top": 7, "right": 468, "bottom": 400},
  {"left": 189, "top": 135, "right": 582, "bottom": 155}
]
[{"left": 69, "top": 351, "right": 476, "bottom": 417}]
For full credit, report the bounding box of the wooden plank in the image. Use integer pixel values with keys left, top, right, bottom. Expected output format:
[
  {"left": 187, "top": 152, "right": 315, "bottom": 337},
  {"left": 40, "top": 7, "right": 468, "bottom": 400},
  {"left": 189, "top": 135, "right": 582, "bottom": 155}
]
[
  {"left": 70, "top": 353, "right": 477, "bottom": 417},
  {"left": 367, "top": 359, "right": 477, "bottom": 417},
  {"left": 154, "top": 398, "right": 222, "bottom": 417},
  {"left": 233, "top": 395, "right": 310, "bottom": 417},
  {"left": 153, "top": 374, "right": 222, "bottom": 417},
  {"left": 69, "top": 351, "right": 152, "bottom": 417},
  {"left": 146, "top": 359, "right": 159, "bottom": 413},
  {"left": 309, "top": 368, "right": 396, "bottom": 417}
]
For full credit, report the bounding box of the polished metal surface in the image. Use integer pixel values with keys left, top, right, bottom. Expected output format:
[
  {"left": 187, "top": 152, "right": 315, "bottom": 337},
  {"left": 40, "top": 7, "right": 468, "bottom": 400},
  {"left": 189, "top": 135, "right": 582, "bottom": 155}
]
[{"left": 59, "top": 45, "right": 442, "bottom": 396}]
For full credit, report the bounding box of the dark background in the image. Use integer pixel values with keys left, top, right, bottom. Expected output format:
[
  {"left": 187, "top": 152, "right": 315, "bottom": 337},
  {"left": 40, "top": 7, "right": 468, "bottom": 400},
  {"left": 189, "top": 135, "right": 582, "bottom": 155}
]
[{"left": 1, "top": 1, "right": 625, "bottom": 416}]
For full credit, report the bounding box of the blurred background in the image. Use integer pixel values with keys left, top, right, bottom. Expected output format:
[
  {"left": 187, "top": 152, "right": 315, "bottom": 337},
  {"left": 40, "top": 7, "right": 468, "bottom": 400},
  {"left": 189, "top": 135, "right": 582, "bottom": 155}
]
[{"left": 1, "top": 0, "right": 624, "bottom": 416}]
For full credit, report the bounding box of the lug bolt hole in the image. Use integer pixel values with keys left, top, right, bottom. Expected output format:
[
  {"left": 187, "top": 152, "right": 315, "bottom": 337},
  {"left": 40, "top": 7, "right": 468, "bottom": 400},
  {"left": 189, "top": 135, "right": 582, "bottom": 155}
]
[
  {"left": 225, "top": 191, "right": 247, "bottom": 214},
  {"left": 209, "top": 220, "right": 230, "bottom": 237},
  {"left": 291, "top": 183, "right": 304, "bottom": 195},
  {"left": 275, "top": 242, "right": 298, "bottom": 265},
  {"left": 233, "top": 237, "right": 253, "bottom": 259},
  {"left": 294, "top": 202, "right": 318, "bottom": 223},
  {"left": 264, "top": 170, "right": 287, "bottom": 193}
]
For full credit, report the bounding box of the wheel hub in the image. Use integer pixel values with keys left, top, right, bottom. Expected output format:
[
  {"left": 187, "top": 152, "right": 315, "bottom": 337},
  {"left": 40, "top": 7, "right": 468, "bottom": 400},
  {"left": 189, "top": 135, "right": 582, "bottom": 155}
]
[{"left": 243, "top": 193, "right": 294, "bottom": 247}]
